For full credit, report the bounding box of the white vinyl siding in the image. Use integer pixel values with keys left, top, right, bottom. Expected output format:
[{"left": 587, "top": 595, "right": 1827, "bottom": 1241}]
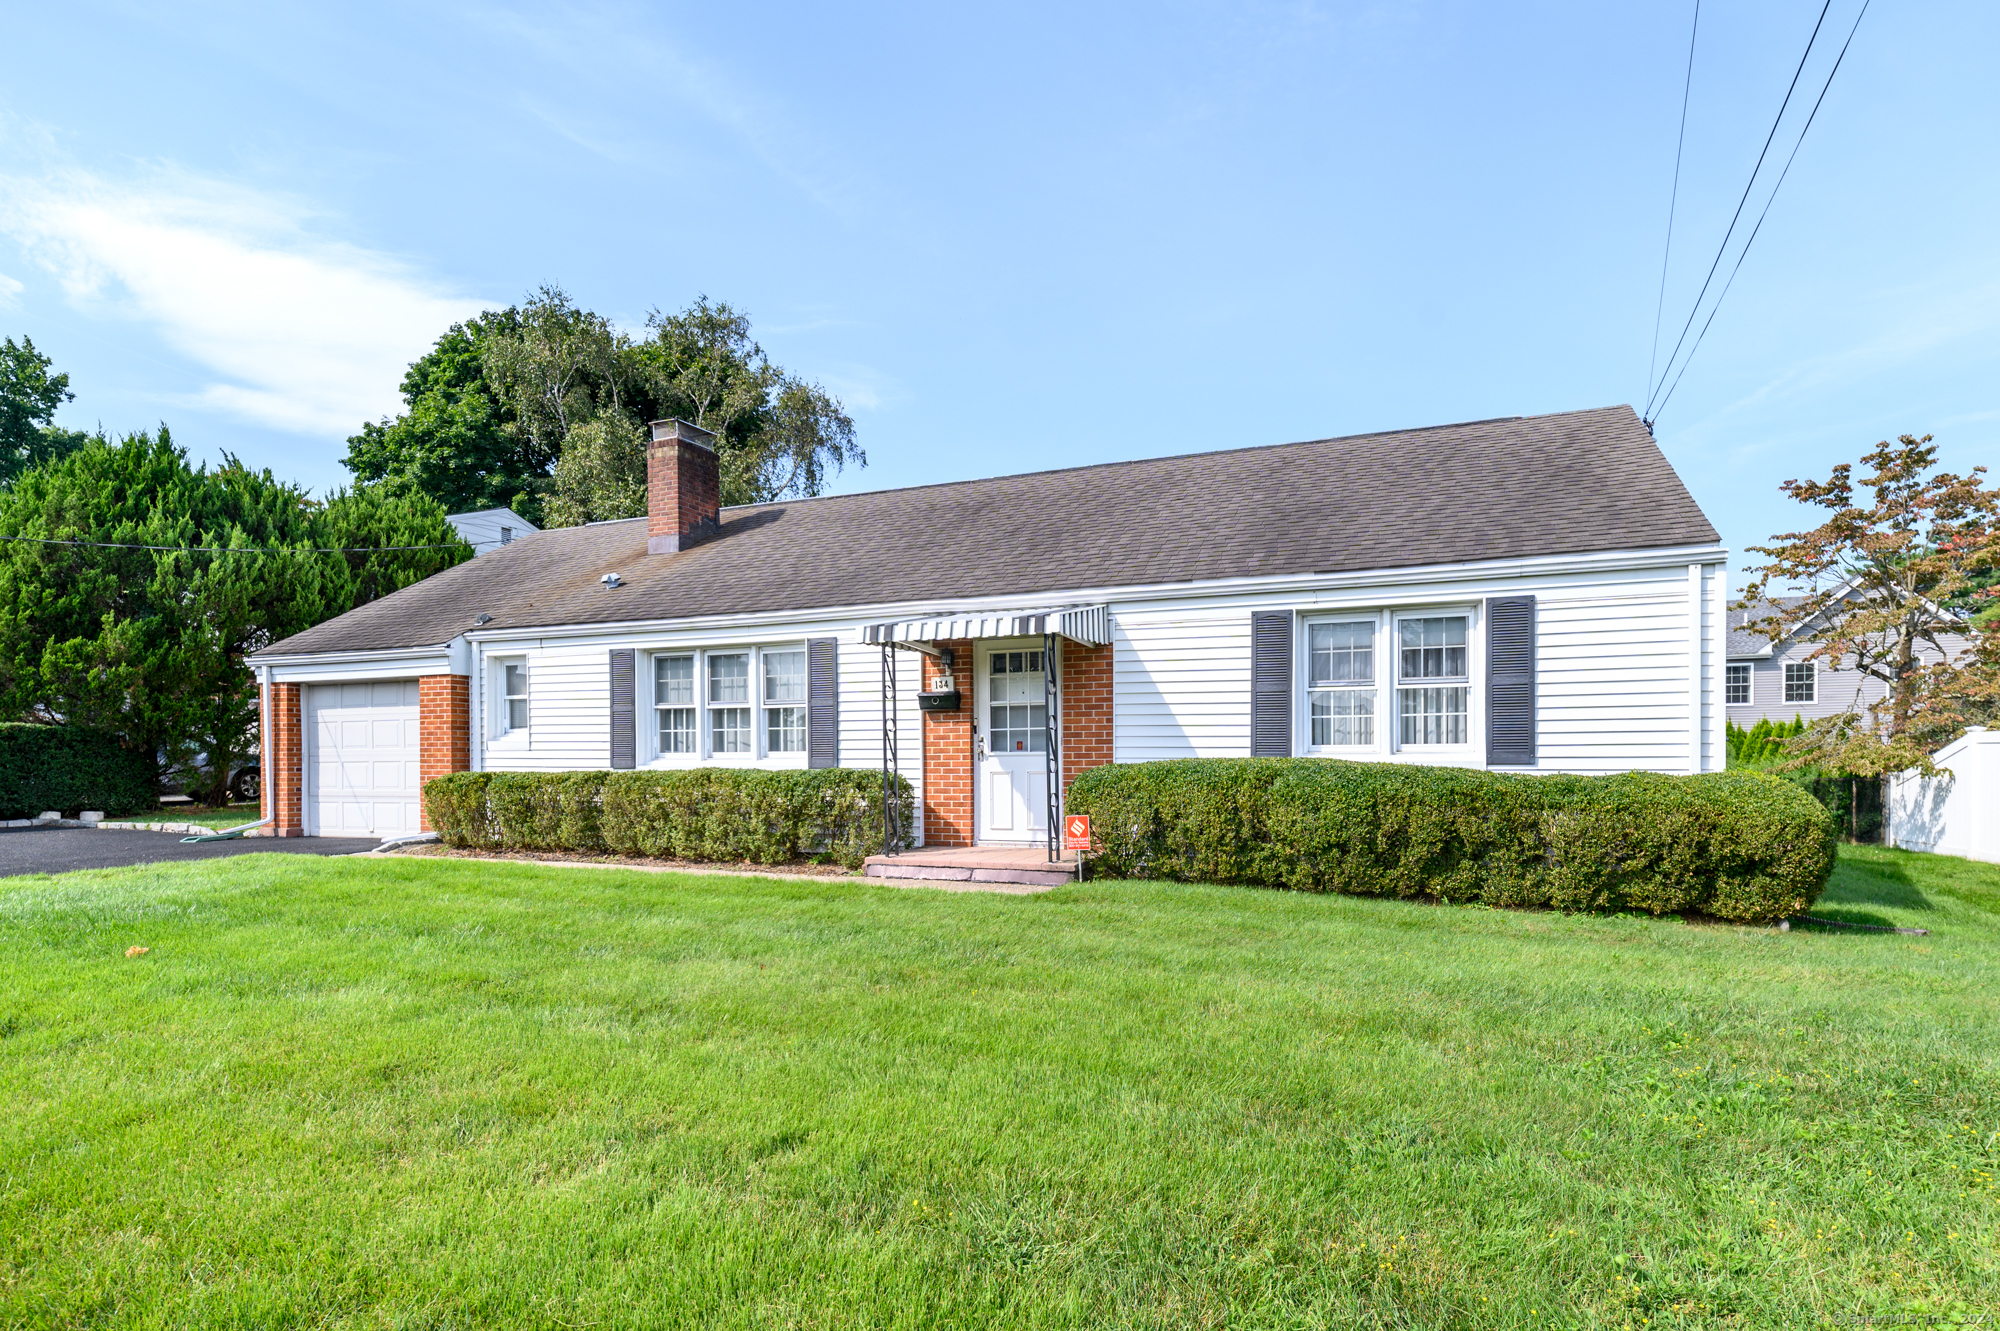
[
  {"left": 1536, "top": 568, "right": 1699, "bottom": 774},
  {"left": 1112, "top": 610, "right": 1254, "bottom": 761}
]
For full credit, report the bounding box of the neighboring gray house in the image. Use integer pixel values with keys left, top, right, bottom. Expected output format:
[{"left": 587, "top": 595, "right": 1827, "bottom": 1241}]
[
  {"left": 445, "top": 507, "right": 538, "bottom": 556},
  {"left": 1726, "top": 594, "right": 1967, "bottom": 729}
]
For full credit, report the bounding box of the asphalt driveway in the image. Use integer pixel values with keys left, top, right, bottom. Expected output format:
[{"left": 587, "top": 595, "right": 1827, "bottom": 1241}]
[{"left": 0, "top": 826, "right": 384, "bottom": 876}]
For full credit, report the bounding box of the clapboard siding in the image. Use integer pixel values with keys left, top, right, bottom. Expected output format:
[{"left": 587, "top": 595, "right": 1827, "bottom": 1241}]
[
  {"left": 481, "top": 645, "right": 612, "bottom": 772},
  {"left": 1535, "top": 571, "right": 1698, "bottom": 774},
  {"left": 1113, "top": 611, "right": 1254, "bottom": 761},
  {"left": 835, "top": 637, "right": 927, "bottom": 843}
]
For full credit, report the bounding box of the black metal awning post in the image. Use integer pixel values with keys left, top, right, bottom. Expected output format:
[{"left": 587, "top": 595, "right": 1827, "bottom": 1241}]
[
  {"left": 880, "top": 642, "right": 900, "bottom": 855},
  {"left": 1043, "top": 630, "right": 1061, "bottom": 863}
]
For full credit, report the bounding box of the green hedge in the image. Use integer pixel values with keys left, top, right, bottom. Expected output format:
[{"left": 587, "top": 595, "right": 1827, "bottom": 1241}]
[
  {"left": 423, "top": 768, "right": 914, "bottom": 869},
  {"left": 0, "top": 724, "right": 157, "bottom": 820},
  {"left": 1066, "top": 759, "right": 1836, "bottom": 922}
]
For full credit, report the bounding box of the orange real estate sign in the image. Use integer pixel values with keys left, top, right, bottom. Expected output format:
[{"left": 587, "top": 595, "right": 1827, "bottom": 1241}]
[{"left": 1062, "top": 814, "right": 1091, "bottom": 852}]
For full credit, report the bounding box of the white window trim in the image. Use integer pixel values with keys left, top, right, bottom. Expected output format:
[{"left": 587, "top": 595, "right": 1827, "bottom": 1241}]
[
  {"left": 1726, "top": 662, "right": 1753, "bottom": 706},
  {"left": 489, "top": 654, "right": 530, "bottom": 746},
  {"left": 1296, "top": 604, "right": 1482, "bottom": 760},
  {"left": 641, "top": 642, "right": 812, "bottom": 770},
  {"left": 1783, "top": 659, "right": 1818, "bottom": 705}
]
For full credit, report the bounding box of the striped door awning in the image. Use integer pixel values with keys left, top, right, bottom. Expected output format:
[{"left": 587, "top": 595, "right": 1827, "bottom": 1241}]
[{"left": 863, "top": 604, "right": 1111, "bottom": 647}]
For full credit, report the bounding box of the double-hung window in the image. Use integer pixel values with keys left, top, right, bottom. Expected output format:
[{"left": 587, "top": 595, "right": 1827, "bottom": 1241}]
[
  {"left": 1783, "top": 660, "right": 1816, "bottom": 704},
  {"left": 1307, "top": 621, "right": 1375, "bottom": 746},
  {"left": 654, "top": 654, "right": 697, "bottom": 753},
  {"left": 763, "top": 649, "right": 807, "bottom": 753},
  {"left": 708, "top": 652, "right": 753, "bottom": 753},
  {"left": 497, "top": 659, "right": 529, "bottom": 735},
  {"left": 1397, "top": 615, "right": 1469, "bottom": 745},
  {"left": 1726, "top": 663, "right": 1752, "bottom": 706}
]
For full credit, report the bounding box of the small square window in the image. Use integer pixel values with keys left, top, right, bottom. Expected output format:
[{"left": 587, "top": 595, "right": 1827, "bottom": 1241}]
[
  {"left": 1725, "top": 663, "right": 1751, "bottom": 706},
  {"left": 1783, "top": 661, "right": 1817, "bottom": 705}
]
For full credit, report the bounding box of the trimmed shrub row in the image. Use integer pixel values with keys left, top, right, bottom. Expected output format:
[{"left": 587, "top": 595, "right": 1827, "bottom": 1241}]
[
  {"left": 1066, "top": 758, "right": 1836, "bottom": 922},
  {"left": 423, "top": 767, "right": 914, "bottom": 869},
  {"left": 0, "top": 724, "right": 156, "bottom": 820}
]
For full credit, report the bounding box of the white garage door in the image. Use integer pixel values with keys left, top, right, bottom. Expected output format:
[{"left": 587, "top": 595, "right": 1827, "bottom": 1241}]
[{"left": 308, "top": 681, "right": 422, "bottom": 837}]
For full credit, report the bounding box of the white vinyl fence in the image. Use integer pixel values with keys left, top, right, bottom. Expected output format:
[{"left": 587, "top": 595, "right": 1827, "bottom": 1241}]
[{"left": 1887, "top": 727, "right": 2000, "bottom": 865}]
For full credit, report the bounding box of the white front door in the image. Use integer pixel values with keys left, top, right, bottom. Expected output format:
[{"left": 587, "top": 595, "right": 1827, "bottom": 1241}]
[
  {"left": 976, "top": 644, "right": 1051, "bottom": 843},
  {"left": 307, "top": 681, "right": 423, "bottom": 837}
]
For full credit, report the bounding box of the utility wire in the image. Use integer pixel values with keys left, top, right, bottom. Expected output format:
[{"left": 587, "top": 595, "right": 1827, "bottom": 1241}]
[
  {"left": 0, "top": 534, "right": 463, "bottom": 554},
  {"left": 1644, "top": 0, "right": 1836, "bottom": 422},
  {"left": 1646, "top": 0, "right": 1702, "bottom": 409},
  {"left": 1649, "top": 0, "right": 1872, "bottom": 427}
]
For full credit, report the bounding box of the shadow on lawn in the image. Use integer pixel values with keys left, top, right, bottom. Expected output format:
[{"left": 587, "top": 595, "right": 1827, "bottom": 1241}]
[{"left": 1808, "top": 854, "right": 1933, "bottom": 930}]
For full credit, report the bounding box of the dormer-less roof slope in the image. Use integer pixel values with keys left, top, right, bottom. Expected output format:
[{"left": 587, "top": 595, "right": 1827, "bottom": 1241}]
[{"left": 260, "top": 404, "right": 1719, "bottom": 657}]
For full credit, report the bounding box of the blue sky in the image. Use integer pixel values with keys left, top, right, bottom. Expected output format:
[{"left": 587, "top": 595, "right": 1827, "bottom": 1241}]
[{"left": 2, "top": 0, "right": 1993, "bottom": 585}]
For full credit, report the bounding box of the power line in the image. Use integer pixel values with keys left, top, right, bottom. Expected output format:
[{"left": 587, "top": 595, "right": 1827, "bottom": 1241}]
[
  {"left": 1649, "top": 0, "right": 1872, "bottom": 428},
  {"left": 1646, "top": 0, "right": 1702, "bottom": 409},
  {"left": 0, "top": 534, "right": 463, "bottom": 555},
  {"left": 1644, "top": 0, "right": 1836, "bottom": 423}
]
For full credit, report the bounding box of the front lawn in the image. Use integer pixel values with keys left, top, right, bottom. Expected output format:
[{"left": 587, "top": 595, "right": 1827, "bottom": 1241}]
[{"left": 1, "top": 847, "right": 1994, "bottom": 1327}]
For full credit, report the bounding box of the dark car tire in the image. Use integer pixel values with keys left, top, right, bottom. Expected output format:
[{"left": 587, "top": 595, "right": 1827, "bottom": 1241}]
[{"left": 230, "top": 767, "right": 261, "bottom": 802}]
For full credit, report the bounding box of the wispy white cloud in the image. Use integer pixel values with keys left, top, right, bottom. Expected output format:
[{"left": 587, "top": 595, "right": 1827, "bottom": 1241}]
[
  {"left": 0, "top": 270, "right": 22, "bottom": 307},
  {"left": 0, "top": 162, "right": 487, "bottom": 435}
]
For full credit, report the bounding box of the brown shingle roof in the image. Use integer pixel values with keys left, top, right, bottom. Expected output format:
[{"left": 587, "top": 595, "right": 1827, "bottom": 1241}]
[{"left": 260, "top": 404, "right": 1719, "bottom": 657}]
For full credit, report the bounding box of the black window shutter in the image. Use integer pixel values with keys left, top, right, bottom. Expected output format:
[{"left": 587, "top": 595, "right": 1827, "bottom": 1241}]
[
  {"left": 1250, "top": 610, "right": 1293, "bottom": 757},
  {"left": 1485, "top": 596, "right": 1537, "bottom": 767},
  {"left": 609, "top": 648, "right": 636, "bottom": 769},
  {"left": 807, "top": 637, "right": 839, "bottom": 768}
]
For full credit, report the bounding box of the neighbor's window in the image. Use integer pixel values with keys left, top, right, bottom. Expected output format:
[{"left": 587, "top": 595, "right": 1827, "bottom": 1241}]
[
  {"left": 1308, "top": 620, "right": 1375, "bottom": 746},
  {"left": 708, "top": 652, "right": 752, "bottom": 753},
  {"left": 1397, "top": 615, "right": 1468, "bottom": 745},
  {"left": 500, "top": 525, "right": 514, "bottom": 545},
  {"left": 1726, "top": 663, "right": 1752, "bottom": 706},
  {"left": 654, "top": 654, "right": 696, "bottom": 753},
  {"left": 500, "top": 660, "right": 529, "bottom": 733},
  {"left": 763, "top": 648, "right": 807, "bottom": 753},
  {"left": 1783, "top": 660, "right": 1817, "bottom": 704},
  {"left": 988, "top": 649, "right": 1047, "bottom": 753}
]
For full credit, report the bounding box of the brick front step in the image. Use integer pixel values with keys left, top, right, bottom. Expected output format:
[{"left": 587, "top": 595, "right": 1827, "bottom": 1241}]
[{"left": 863, "top": 847, "right": 1081, "bottom": 889}]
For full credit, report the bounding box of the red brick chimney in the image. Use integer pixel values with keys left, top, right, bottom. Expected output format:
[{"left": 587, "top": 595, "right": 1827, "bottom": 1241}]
[{"left": 647, "top": 418, "right": 720, "bottom": 554}]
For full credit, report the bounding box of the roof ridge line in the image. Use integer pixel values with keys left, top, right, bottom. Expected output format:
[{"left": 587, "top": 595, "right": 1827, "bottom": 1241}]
[{"left": 711, "top": 405, "right": 1632, "bottom": 515}]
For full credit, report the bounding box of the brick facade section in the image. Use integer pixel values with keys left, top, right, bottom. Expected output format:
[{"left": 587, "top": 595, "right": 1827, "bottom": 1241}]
[
  {"left": 647, "top": 423, "right": 720, "bottom": 553},
  {"left": 264, "top": 682, "right": 304, "bottom": 837},
  {"left": 919, "top": 640, "right": 976, "bottom": 847},
  {"left": 1060, "top": 640, "right": 1115, "bottom": 791},
  {"left": 916, "top": 637, "right": 1116, "bottom": 847},
  {"left": 418, "top": 674, "right": 472, "bottom": 832}
]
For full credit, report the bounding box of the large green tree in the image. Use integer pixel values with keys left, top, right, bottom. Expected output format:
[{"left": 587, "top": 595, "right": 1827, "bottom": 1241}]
[
  {"left": 345, "top": 288, "right": 862, "bottom": 526},
  {"left": 0, "top": 429, "right": 471, "bottom": 802},
  {"left": 1, "top": 335, "right": 93, "bottom": 487}
]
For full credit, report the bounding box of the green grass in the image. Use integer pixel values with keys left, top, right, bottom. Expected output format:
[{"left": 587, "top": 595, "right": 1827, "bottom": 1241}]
[{"left": 1, "top": 847, "right": 1994, "bottom": 1329}]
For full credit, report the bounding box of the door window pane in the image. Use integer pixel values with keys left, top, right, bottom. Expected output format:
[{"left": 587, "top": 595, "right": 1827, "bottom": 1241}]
[
  {"left": 990, "top": 703, "right": 1048, "bottom": 753},
  {"left": 1399, "top": 616, "right": 1468, "bottom": 680}
]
